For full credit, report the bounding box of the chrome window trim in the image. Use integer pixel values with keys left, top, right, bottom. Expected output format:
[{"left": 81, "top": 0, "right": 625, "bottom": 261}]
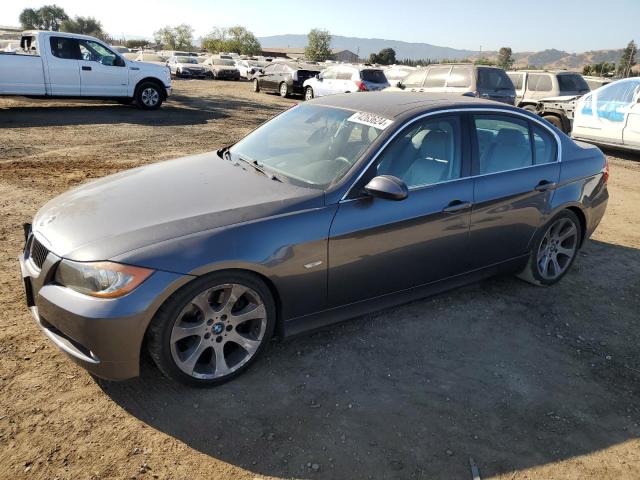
[{"left": 340, "top": 107, "right": 562, "bottom": 202}]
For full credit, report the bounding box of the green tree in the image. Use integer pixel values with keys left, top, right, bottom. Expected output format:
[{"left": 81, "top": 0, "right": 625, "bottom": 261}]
[
  {"left": 19, "top": 4, "right": 69, "bottom": 31},
  {"left": 124, "top": 39, "right": 149, "bottom": 49},
  {"left": 154, "top": 24, "right": 194, "bottom": 50},
  {"left": 497, "top": 47, "right": 514, "bottom": 69},
  {"left": 60, "top": 16, "right": 106, "bottom": 40},
  {"left": 618, "top": 40, "right": 637, "bottom": 77},
  {"left": 474, "top": 57, "right": 495, "bottom": 66},
  {"left": 304, "top": 29, "right": 332, "bottom": 62},
  {"left": 202, "top": 26, "right": 261, "bottom": 55},
  {"left": 369, "top": 48, "right": 396, "bottom": 65},
  {"left": 582, "top": 64, "right": 592, "bottom": 76}
]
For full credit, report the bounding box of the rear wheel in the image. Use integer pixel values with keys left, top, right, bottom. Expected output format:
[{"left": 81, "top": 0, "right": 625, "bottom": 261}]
[
  {"left": 304, "top": 86, "right": 314, "bottom": 101},
  {"left": 135, "top": 82, "right": 164, "bottom": 110},
  {"left": 147, "top": 271, "right": 276, "bottom": 387},
  {"left": 279, "top": 82, "right": 289, "bottom": 98},
  {"left": 253, "top": 78, "right": 260, "bottom": 93},
  {"left": 517, "top": 210, "right": 581, "bottom": 286},
  {"left": 522, "top": 104, "right": 536, "bottom": 112},
  {"left": 543, "top": 114, "right": 564, "bottom": 131}
]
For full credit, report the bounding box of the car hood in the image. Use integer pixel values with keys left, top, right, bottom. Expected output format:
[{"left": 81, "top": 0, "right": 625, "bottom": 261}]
[
  {"left": 33, "top": 152, "right": 324, "bottom": 262},
  {"left": 214, "top": 66, "right": 238, "bottom": 71}
]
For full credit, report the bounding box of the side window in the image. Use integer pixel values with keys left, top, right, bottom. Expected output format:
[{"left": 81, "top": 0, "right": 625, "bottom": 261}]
[
  {"left": 424, "top": 66, "right": 451, "bottom": 88},
  {"left": 402, "top": 70, "right": 426, "bottom": 88},
  {"left": 447, "top": 66, "right": 472, "bottom": 88},
  {"left": 474, "top": 115, "right": 533, "bottom": 174},
  {"left": 78, "top": 40, "right": 119, "bottom": 66},
  {"left": 376, "top": 116, "right": 462, "bottom": 188},
  {"left": 508, "top": 73, "right": 523, "bottom": 90},
  {"left": 336, "top": 68, "right": 353, "bottom": 80},
  {"left": 533, "top": 124, "right": 557, "bottom": 164},
  {"left": 528, "top": 74, "right": 552, "bottom": 92},
  {"left": 49, "top": 37, "right": 80, "bottom": 60},
  {"left": 322, "top": 68, "right": 337, "bottom": 80}
]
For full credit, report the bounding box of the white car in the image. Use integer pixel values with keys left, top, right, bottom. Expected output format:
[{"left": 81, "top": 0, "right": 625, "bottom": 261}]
[
  {"left": 235, "top": 59, "right": 267, "bottom": 79},
  {"left": 166, "top": 55, "right": 207, "bottom": 78},
  {"left": 134, "top": 53, "right": 167, "bottom": 67},
  {"left": 0, "top": 30, "right": 171, "bottom": 109},
  {"left": 303, "top": 65, "right": 389, "bottom": 100},
  {"left": 572, "top": 77, "right": 640, "bottom": 152}
]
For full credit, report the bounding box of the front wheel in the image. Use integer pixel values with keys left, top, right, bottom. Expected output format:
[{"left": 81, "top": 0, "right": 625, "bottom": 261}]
[
  {"left": 147, "top": 271, "right": 276, "bottom": 386},
  {"left": 304, "top": 86, "right": 314, "bottom": 101},
  {"left": 517, "top": 210, "right": 582, "bottom": 286},
  {"left": 135, "top": 82, "right": 164, "bottom": 110},
  {"left": 279, "top": 82, "right": 289, "bottom": 98}
]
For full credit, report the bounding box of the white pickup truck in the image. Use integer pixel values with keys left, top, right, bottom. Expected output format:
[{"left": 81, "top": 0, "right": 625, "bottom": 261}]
[{"left": 0, "top": 31, "right": 172, "bottom": 109}]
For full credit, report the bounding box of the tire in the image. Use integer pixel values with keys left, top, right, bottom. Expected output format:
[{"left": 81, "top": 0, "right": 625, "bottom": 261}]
[
  {"left": 522, "top": 104, "right": 536, "bottom": 112},
  {"left": 304, "top": 86, "right": 314, "bottom": 101},
  {"left": 517, "top": 210, "right": 582, "bottom": 286},
  {"left": 146, "top": 271, "right": 276, "bottom": 387},
  {"left": 253, "top": 78, "right": 260, "bottom": 93},
  {"left": 279, "top": 82, "right": 289, "bottom": 98},
  {"left": 543, "top": 114, "right": 565, "bottom": 132},
  {"left": 135, "top": 82, "right": 164, "bottom": 110}
]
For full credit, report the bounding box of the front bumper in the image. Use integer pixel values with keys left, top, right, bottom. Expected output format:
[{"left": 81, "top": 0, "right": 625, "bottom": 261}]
[{"left": 19, "top": 232, "right": 190, "bottom": 380}]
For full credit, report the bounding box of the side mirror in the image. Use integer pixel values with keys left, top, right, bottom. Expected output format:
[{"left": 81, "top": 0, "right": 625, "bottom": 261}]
[
  {"left": 363, "top": 175, "right": 408, "bottom": 201},
  {"left": 396, "top": 81, "right": 404, "bottom": 89},
  {"left": 316, "top": 74, "right": 322, "bottom": 81}
]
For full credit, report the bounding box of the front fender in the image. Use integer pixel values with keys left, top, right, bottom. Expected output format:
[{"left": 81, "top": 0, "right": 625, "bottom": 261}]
[{"left": 111, "top": 206, "right": 338, "bottom": 321}]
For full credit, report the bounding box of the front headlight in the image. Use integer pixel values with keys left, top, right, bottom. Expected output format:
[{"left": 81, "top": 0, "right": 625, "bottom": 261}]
[{"left": 55, "top": 260, "right": 154, "bottom": 298}]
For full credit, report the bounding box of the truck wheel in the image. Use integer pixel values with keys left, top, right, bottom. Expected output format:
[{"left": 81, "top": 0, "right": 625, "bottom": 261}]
[
  {"left": 279, "top": 82, "right": 289, "bottom": 98},
  {"left": 543, "top": 114, "right": 565, "bottom": 132},
  {"left": 135, "top": 82, "right": 164, "bottom": 110}
]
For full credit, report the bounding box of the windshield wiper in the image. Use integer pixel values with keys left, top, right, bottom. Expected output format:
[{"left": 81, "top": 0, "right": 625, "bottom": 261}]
[{"left": 237, "top": 155, "right": 282, "bottom": 182}]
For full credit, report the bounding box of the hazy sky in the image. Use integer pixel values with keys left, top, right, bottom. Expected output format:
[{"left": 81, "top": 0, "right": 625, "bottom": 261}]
[{"left": 2, "top": 0, "right": 638, "bottom": 52}]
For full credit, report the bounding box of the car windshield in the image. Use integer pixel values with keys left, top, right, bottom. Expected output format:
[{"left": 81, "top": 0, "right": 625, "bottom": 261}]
[
  {"left": 229, "top": 105, "right": 385, "bottom": 188},
  {"left": 213, "top": 59, "right": 235, "bottom": 66},
  {"left": 558, "top": 74, "right": 590, "bottom": 93},
  {"left": 177, "top": 56, "right": 197, "bottom": 64}
]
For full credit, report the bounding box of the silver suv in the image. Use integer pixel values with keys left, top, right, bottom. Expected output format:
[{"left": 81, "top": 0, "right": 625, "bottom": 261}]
[
  {"left": 385, "top": 64, "right": 516, "bottom": 105},
  {"left": 507, "top": 70, "right": 590, "bottom": 110},
  {"left": 303, "top": 65, "right": 389, "bottom": 100}
]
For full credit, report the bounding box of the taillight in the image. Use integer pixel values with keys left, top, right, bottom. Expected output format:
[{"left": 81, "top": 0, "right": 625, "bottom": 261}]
[
  {"left": 602, "top": 156, "right": 609, "bottom": 184},
  {"left": 355, "top": 80, "right": 367, "bottom": 91}
]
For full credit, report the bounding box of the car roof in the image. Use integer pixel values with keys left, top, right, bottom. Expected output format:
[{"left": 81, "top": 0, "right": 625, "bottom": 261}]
[{"left": 310, "top": 92, "right": 507, "bottom": 119}]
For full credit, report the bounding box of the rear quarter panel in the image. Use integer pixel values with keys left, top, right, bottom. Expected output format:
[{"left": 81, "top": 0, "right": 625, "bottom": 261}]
[
  {"left": 0, "top": 53, "right": 46, "bottom": 95},
  {"left": 550, "top": 137, "right": 608, "bottom": 240}
]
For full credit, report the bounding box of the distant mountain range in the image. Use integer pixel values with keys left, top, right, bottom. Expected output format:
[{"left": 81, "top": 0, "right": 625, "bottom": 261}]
[{"left": 257, "top": 34, "right": 625, "bottom": 70}]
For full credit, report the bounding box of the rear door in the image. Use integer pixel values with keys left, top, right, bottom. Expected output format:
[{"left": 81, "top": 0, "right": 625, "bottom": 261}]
[
  {"left": 46, "top": 36, "right": 81, "bottom": 95},
  {"left": 469, "top": 113, "right": 560, "bottom": 268},
  {"left": 78, "top": 39, "right": 128, "bottom": 96},
  {"left": 445, "top": 65, "right": 473, "bottom": 95},
  {"left": 525, "top": 73, "right": 553, "bottom": 101},
  {"left": 328, "top": 113, "right": 473, "bottom": 306}
]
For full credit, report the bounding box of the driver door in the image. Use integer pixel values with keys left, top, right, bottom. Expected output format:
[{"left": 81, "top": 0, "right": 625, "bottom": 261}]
[
  {"left": 78, "top": 39, "right": 128, "bottom": 97},
  {"left": 328, "top": 114, "right": 474, "bottom": 307}
]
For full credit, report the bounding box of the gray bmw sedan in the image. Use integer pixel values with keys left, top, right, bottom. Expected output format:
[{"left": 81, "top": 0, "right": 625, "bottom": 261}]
[{"left": 19, "top": 93, "right": 609, "bottom": 386}]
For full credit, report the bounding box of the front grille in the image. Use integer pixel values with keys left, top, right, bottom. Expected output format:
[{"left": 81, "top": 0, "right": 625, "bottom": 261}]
[{"left": 29, "top": 236, "right": 49, "bottom": 269}]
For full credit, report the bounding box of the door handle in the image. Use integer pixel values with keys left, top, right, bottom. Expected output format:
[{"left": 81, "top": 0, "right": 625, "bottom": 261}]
[
  {"left": 442, "top": 200, "right": 472, "bottom": 214},
  {"left": 82, "top": 66, "right": 92, "bottom": 71},
  {"left": 534, "top": 180, "right": 557, "bottom": 192}
]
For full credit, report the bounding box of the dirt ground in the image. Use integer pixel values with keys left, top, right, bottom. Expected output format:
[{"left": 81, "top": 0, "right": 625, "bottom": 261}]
[{"left": 1, "top": 79, "right": 639, "bottom": 480}]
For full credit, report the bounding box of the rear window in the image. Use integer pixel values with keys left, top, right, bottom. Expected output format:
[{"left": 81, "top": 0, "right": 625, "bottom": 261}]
[
  {"left": 447, "top": 66, "right": 472, "bottom": 88},
  {"left": 557, "top": 74, "right": 589, "bottom": 93},
  {"left": 507, "top": 72, "right": 524, "bottom": 90},
  {"left": 477, "top": 68, "right": 514, "bottom": 90},
  {"left": 361, "top": 69, "right": 387, "bottom": 83},
  {"left": 424, "top": 66, "right": 450, "bottom": 88},
  {"left": 527, "top": 74, "right": 552, "bottom": 92}
]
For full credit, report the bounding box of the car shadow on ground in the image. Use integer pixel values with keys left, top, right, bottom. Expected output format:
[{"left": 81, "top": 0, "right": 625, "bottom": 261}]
[
  {"left": 0, "top": 93, "right": 285, "bottom": 128},
  {"left": 98, "top": 239, "right": 640, "bottom": 479}
]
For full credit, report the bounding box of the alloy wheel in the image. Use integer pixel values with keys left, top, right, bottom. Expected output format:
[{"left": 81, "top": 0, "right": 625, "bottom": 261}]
[
  {"left": 305, "top": 88, "right": 313, "bottom": 101},
  {"left": 536, "top": 217, "right": 578, "bottom": 280},
  {"left": 170, "top": 283, "right": 267, "bottom": 379},
  {"left": 280, "top": 83, "right": 288, "bottom": 97},
  {"left": 141, "top": 88, "right": 160, "bottom": 107}
]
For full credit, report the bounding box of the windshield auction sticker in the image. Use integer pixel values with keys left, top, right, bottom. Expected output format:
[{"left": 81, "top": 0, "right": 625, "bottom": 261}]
[{"left": 347, "top": 112, "right": 393, "bottom": 130}]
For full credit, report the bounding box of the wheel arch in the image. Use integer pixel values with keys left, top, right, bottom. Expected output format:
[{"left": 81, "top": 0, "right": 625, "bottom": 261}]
[{"left": 134, "top": 77, "right": 167, "bottom": 100}]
